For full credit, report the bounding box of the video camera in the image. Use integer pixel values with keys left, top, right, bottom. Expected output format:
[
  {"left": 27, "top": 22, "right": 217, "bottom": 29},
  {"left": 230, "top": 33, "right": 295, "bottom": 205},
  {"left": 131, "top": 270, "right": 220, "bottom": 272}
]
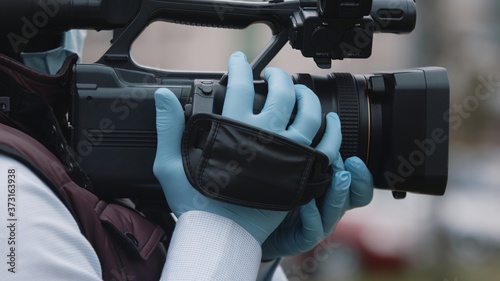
[{"left": 0, "top": 0, "right": 449, "bottom": 200}]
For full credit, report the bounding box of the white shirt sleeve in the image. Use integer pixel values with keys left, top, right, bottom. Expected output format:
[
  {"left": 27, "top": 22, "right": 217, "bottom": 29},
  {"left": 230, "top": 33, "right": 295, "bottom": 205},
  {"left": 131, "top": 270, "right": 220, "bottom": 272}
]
[
  {"left": 0, "top": 154, "right": 102, "bottom": 280},
  {"left": 160, "top": 211, "right": 263, "bottom": 281},
  {"left": 160, "top": 212, "right": 290, "bottom": 281}
]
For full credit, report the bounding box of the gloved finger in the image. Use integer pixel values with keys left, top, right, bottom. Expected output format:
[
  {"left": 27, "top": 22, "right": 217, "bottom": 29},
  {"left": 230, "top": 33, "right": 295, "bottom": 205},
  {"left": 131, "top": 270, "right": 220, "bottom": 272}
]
[
  {"left": 222, "top": 51, "right": 255, "bottom": 119},
  {"left": 153, "top": 88, "right": 185, "bottom": 173},
  {"left": 259, "top": 67, "right": 295, "bottom": 133},
  {"left": 345, "top": 156, "right": 374, "bottom": 209},
  {"left": 320, "top": 170, "right": 350, "bottom": 236},
  {"left": 281, "top": 85, "right": 322, "bottom": 146},
  {"left": 315, "top": 112, "right": 345, "bottom": 171},
  {"left": 295, "top": 200, "right": 324, "bottom": 251}
]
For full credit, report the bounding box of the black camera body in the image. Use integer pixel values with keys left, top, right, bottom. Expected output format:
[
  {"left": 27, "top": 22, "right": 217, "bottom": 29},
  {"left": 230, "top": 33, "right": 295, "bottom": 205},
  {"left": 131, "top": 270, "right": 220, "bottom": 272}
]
[{"left": 0, "top": 0, "right": 450, "bottom": 200}]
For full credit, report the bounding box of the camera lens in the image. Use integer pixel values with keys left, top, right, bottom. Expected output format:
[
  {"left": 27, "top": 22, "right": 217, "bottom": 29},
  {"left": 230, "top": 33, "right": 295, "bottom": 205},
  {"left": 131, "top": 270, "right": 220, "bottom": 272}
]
[{"left": 292, "top": 67, "right": 449, "bottom": 196}]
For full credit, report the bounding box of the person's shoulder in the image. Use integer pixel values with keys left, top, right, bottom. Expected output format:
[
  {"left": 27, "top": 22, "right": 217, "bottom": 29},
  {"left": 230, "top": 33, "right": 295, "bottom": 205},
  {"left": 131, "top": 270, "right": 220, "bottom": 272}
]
[{"left": 0, "top": 153, "right": 103, "bottom": 279}]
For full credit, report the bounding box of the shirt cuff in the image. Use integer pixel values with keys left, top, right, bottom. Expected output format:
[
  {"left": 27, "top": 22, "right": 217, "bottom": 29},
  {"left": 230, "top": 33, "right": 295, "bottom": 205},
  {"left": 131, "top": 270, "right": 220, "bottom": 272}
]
[{"left": 160, "top": 211, "right": 262, "bottom": 281}]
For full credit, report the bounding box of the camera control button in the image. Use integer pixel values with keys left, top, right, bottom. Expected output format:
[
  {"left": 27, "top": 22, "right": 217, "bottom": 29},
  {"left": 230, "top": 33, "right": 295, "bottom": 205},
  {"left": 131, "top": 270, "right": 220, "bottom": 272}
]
[{"left": 198, "top": 85, "right": 213, "bottom": 95}]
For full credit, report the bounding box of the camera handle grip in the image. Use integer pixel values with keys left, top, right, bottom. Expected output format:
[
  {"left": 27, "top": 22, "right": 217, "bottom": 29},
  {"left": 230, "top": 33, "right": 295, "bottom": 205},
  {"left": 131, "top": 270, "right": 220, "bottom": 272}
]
[{"left": 98, "top": 0, "right": 299, "bottom": 79}]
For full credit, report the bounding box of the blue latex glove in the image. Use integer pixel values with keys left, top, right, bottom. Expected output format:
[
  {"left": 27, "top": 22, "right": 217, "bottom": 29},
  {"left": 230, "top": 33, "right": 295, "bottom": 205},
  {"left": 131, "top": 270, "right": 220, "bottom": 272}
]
[
  {"left": 261, "top": 114, "right": 374, "bottom": 260},
  {"left": 223, "top": 52, "right": 321, "bottom": 146},
  {"left": 153, "top": 51, "right": 326, "bottom": 245}
]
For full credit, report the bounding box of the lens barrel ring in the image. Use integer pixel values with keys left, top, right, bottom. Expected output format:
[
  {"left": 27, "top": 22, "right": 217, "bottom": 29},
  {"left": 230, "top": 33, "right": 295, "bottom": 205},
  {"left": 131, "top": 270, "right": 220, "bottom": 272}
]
[{"left": 334, "top": 73, "right": 360, "bottom": 159}]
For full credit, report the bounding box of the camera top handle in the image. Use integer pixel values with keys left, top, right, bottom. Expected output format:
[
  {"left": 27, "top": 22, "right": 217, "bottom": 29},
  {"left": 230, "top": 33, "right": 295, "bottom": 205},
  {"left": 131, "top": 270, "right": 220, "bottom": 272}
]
[
  {"left": 0, "top": 0, "right": 416, "bottom": 74},
  {"left": 98, "top": 0, "right": 416, "bottom": 75},
  {"left": 98, "top": 0, "right": 299, "bottom": 79}
]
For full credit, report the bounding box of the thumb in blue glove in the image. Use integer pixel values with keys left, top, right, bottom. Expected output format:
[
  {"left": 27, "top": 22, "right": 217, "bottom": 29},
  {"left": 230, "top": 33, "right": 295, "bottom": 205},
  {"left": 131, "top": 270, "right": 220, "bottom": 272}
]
[{"left": 261, "top": 113, "right": 374, "bottom": 260}]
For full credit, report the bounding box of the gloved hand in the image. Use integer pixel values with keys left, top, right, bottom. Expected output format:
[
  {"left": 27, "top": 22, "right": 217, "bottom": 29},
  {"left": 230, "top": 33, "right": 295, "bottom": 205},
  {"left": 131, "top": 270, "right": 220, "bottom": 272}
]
[
  {"left": 222, "top": 52, "right": 321, "bottom": 146},
  {"left": 261, "top": 114, "right": 374, "bottom": 260},
  {"left": 153, "top": 51, "right": 326, "bottom": 245}
]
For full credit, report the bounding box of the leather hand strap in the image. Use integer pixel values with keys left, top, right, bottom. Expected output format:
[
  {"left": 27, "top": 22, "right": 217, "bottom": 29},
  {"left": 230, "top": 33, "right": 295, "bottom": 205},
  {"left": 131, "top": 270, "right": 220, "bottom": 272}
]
[{"left": 181, "top": 113, "right": 333, "bottom": 211}]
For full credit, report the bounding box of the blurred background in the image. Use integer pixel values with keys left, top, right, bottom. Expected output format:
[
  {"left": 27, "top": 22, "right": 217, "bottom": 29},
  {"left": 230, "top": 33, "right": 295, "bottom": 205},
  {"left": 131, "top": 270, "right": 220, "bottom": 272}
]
[{"left": 81, "top": 0, "right": 500, "bottom": 280}]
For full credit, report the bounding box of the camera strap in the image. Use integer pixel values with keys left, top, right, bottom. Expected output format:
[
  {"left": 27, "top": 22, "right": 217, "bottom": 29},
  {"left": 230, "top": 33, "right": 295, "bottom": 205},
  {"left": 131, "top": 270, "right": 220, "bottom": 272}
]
[{"left": 181, "top": 113, "right": 333, "bottom": 211}]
